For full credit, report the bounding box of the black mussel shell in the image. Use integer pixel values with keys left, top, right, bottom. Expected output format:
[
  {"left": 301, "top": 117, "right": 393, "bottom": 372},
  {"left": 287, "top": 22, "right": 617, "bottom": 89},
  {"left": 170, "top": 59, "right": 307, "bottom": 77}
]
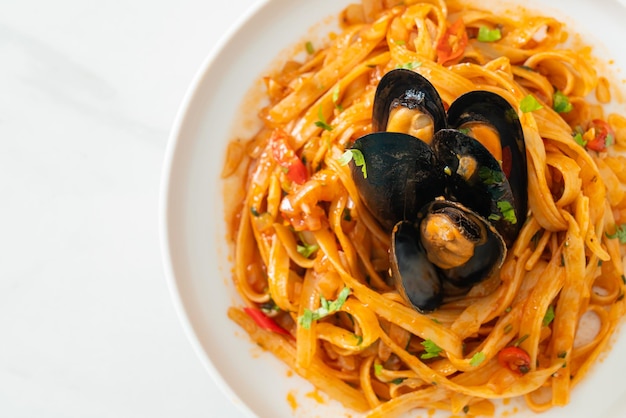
[
  {"left": 446, "top": 90, "right": 528, "bottom": 243},
  {"left": 390, "top": 201, "right": 506, "bottom": 312},
  {"left": 372, "top": 69, "right": 447, "bottom": 135},
  {"left": 433, "top": 129, "right": 521, "bottom": 247},
  {"left": 419, "top": 200, "right": 506, "bottom": 289},
  {"left": 390, "top": 220, "right": 442, "bottom": 313},
  {"left": 349, "top": 132, "right": 444, "bottom": 232}
]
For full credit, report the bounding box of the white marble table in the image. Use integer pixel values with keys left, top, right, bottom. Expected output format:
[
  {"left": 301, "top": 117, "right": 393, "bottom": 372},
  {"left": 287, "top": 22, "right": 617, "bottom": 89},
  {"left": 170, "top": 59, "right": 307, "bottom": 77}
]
[{"left": 0, "top": 0, "right": 255, "bottom": 416}]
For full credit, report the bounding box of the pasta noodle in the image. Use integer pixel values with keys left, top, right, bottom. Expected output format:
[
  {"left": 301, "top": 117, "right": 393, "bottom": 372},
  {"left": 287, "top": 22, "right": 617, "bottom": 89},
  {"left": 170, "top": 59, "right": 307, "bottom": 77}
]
[{"left": 222, "top": 0, "right": 626, "bottom": 415}]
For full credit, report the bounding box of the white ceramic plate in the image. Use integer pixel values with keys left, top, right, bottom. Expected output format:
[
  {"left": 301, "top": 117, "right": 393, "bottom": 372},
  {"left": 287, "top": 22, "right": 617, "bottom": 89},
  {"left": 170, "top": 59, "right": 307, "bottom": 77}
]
[{"left": 160, "top": 0, "right": 626, "bottom": 416}]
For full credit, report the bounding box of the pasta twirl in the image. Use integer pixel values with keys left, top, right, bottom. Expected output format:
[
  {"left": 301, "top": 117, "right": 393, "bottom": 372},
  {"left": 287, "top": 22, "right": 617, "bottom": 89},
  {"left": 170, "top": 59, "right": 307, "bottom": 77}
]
[{"left": 223, "top": 0, "right": 626, "bottom": 416}]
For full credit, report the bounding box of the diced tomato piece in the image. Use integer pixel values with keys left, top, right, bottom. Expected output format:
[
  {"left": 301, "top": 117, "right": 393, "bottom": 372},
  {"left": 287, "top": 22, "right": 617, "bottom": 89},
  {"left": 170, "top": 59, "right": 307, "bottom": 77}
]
[
  {"left": 436, "top": 19, "right": 468, "bottom": 66},
  {"left": 586, "top": 119, "right": 614, "bottom": 152},
  {"left": 270, "top": 129, "right": 308, "bottom": 184}
]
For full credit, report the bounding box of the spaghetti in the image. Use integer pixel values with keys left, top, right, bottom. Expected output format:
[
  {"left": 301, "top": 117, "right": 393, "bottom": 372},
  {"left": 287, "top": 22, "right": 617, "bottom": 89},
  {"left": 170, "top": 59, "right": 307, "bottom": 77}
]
[{"left": 222, "top": 0, "right": 626, "bottom": 415}]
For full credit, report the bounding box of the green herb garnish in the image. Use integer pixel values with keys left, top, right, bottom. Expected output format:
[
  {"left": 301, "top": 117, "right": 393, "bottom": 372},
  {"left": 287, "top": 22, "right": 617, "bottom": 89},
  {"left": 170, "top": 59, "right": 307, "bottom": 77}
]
[
  {"left": 497, "top": 200, "right": 517, "bottom": 224},
  {"left": 397, "top": 61, "right": 422, "bottom": 70},
  {"left": 374, "top": 364, "right": 383, "bottom": 376},
  {"left": 332, "top": 86, "right": 339, "bottom": 102},
  {"left": 470, "top": 352, "right": 486, "bottom": 367},
  {"left": 477, "top": 26, "right": 502, "bottom": 42},
  {"left": 553, "top": 91, "right": 573, "bottom": 113},
  {"left": 298, "top": 287, "right": 351, "bottom": 329},
  {"left": 573, "top": 131, "right": 587, "bottom": 147},
  {"left": 542, "top": 305, "right": 555, "bottom": 327},
  {"left": 479, "top": 166, "right": 505, "bottom": 185},
  {"left": 297, "top": 242, "right": 319, "bottom": 258},
  {"left": 305, "top": 41, "right": 315, "bottom": 55},
  {"left": 488, "top": 213, "right": 502, "bottom": 222},
  {"left": 420, "top": 339, "right": 443, "bottom": 359},
  {"left": 520, "top": 94, "right": 543, "bottom": 113},
  {"left": 513, "top": 334, "right": 529, "bottom": 347},
  {"left": 606, "top": 224, "right": 626, "bottom": 244},
  {"left": 338, "top": 149, "right": 367, "bottom": 178},
  {"left": 314, "top": 105, "right": 333, "bottom": 131}
]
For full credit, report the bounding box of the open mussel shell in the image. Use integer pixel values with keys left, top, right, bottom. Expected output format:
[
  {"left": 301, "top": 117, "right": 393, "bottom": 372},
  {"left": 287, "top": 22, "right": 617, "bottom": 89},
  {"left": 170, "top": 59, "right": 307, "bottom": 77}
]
[
  {"left": 390, "top": 220, "right": 443, "bottom": 313},
  {"left": 349, "top": 131, "right": 444, "bottom": 232},
  {"left": 372, "top": 69, "right": 447, "bottom": 136},
  {"left": 390, "top": 200, "right": 506, "bottom": 312},
  {"left": 433, "top": 129, "right": 522, "bottom": 247},
  {"left": 419, "top": 200, "right": 506, "bottom": 288},
  {"left": 446, "top": 90, "right": 528, "bottom": 243}
]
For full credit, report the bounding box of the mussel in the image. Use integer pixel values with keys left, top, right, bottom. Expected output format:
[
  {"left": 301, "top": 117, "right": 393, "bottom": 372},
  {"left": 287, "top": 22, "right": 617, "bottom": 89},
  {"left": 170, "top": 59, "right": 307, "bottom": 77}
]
[
  {"left": 348, "top": 69, "right": 527, "bottom": 312},
  {"left": 372, "top": 68, "right": 447, "bottom": 143}
]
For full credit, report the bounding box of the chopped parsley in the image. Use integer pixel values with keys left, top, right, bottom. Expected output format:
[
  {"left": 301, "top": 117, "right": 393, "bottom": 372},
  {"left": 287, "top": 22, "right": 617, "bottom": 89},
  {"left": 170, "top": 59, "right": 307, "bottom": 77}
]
[
  {"left": 296, "top": 242, "right": 319, "bottom": 258},
  {"left": 542, "top": 305, "right": 555, "bottom": 327},
  {"left": 396, "top": 61, "right": 422, "bottom": 70},
  {"left": 606, "top": 224, "right": 626, "bottom": 244},
  {"left": 512, "top": 334, "right": 529, "bottom": 347},
  {"left": 606, "top": 132, "right": 615, "bottom": 147},
  {"left": 504, "top": 324, "right": 513, "bottom": 334},
  {"left": 353, "top": 334, "right": 363, "bottom": 345},
  {"left": 470, "top": 352, "right": 486, "bottom": 367},
  {"left": 338, "top": 149, "right": 367, "bottom": 178},
  {"left": 553, "top": 91, "right": 573, "bottom": 113},
  {"left": 478, "top": 166, "right": 504, "bottom": 185},
  {"left": 420, "top": 339, "right": 443, "bottom": 359},
  {"left": 331, "top": 85, "right": 342, "bottom": 111},
  {"left": 574, "top": 133, "right": 586, "bottom": 146},
  {"left": 497, "top": 200, "right": 517, "bottom": 224},
  {"left": 305, "top": 41, "right": 315, "bottom": 55},
  {"left": 314, "top": 105, "right": 333, "bottom": 131},
  {"left": 489, "top": 213, "right": 502, "bottom": 222},
  {"left": 520, "top": 94, "right": 543, "bottom": 113},
  {"left": 374, "top": 363, "right": 383, "bottom": 376},
  {"left": 391, "top": 378, "right": 406, "bottom": 385},
  {"left": 477, "top": 26, "right": 502, "bottom": 42},
  {"left": 298, "top": 287, "right": 351, "bottom": 329},
  {"left": 557, "top": 351, "right": 567, "bottom": 359},
  {"left": 250, "top": 206, "right": 261, "bottom": 217}
]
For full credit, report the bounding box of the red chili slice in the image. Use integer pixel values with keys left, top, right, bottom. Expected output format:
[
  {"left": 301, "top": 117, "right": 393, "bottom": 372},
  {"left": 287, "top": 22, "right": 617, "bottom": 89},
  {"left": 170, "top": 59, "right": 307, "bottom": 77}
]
[
  {"left": 243, "top": 307, "right": 291, "bottom": 336},
  {"left": 497, "top": 346, "right": 531, "bottom": 375},
  {"left": 270, "top": 129, "right": 308, "bottom": 184}
]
